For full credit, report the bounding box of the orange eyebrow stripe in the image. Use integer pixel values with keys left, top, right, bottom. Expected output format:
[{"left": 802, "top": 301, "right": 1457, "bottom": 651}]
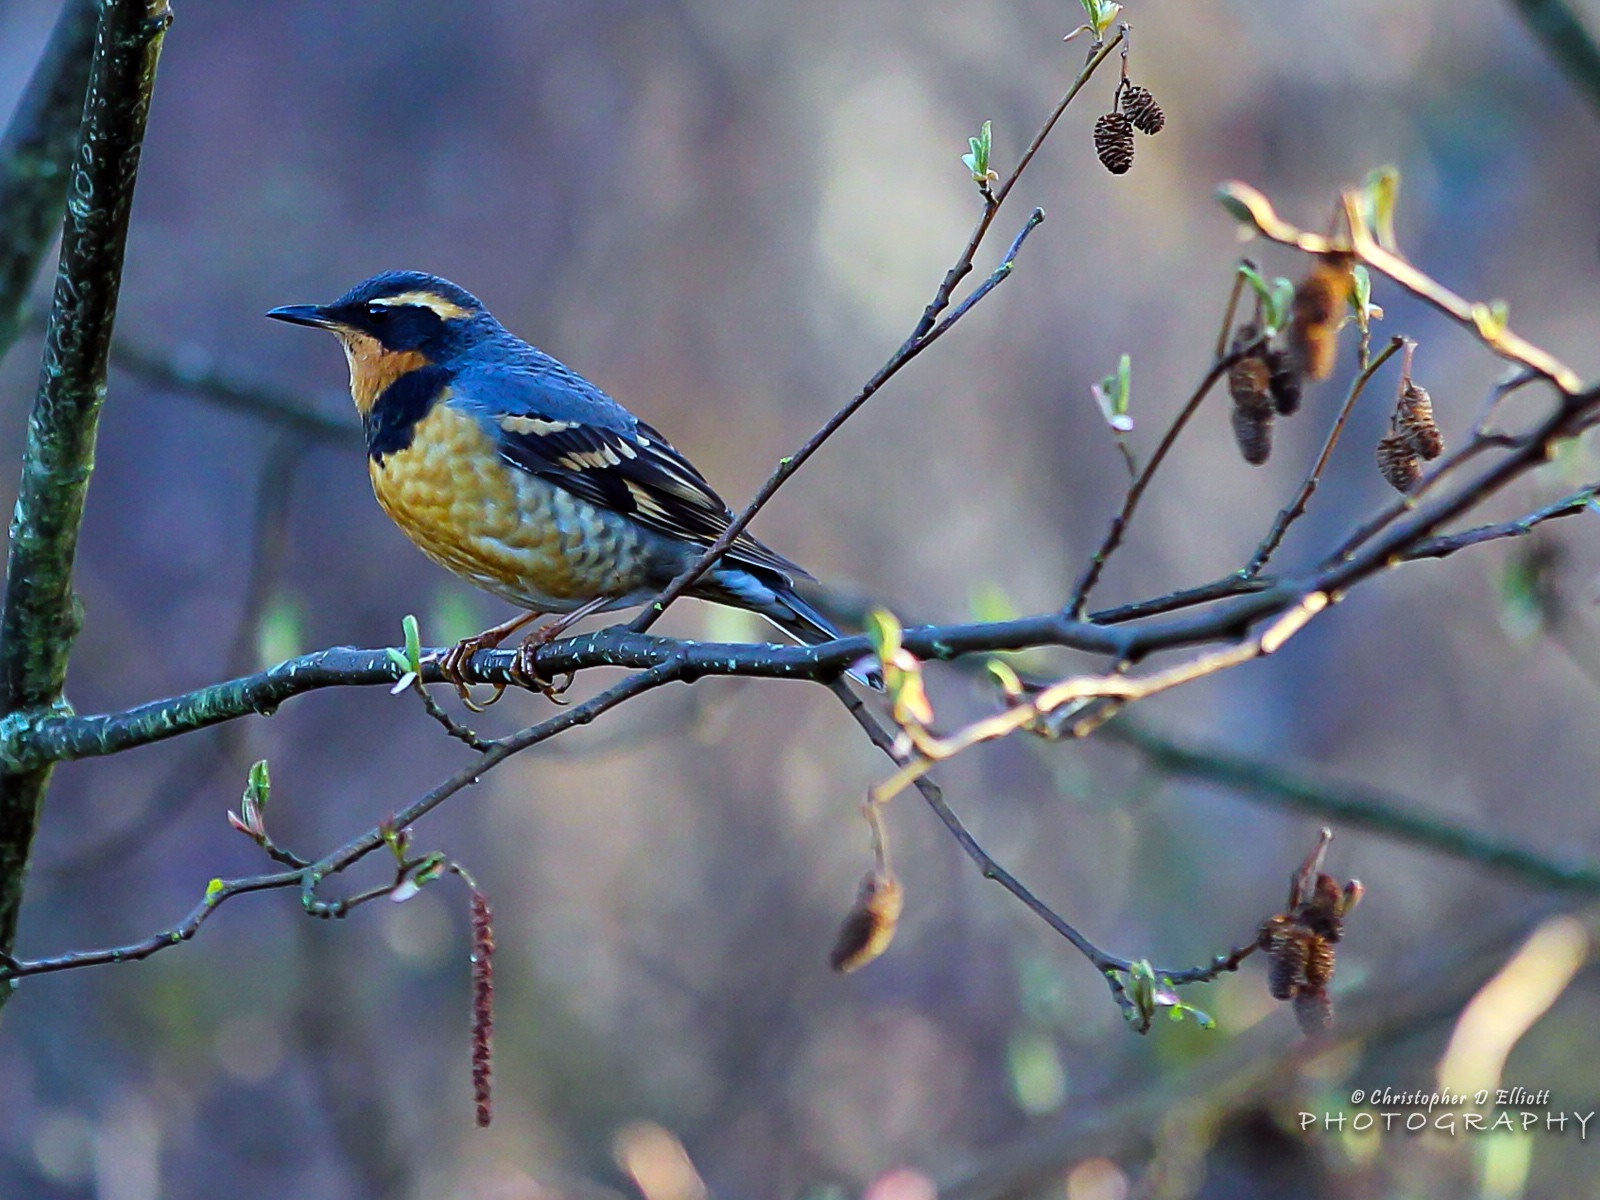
[{"left": 369, "top": 290, "right": 473, "bottom": 320}]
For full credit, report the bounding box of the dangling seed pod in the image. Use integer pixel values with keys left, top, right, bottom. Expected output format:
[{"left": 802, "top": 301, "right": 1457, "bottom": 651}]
[
  {"left": 1230, "top": 356, "right": 1273, "bottom": 412},
  {"left": 1232, "top": 405, "right": 1274, "bottom": 466},
  {"left": 1122, "top": 84, "right": 1165, "bottom": 134},
  {"left": 1303, "top": 936, "right": 1336, "bottom": 992},
  {"left": 1396, "top": 381, "right": 1443, "bottom": 459},
  {"left": 1287, "top": 254, "right": 1353, "bottom": 381},
  {"left": 1259, "top": 918, "right": 1310, "bottom": 1001},
  {"left": 1265, "top": 346, "right": 1303, "bottom": 416},
  {"left": 1376, "top": 433, "right": 1422, "bottom": 494},
  {"left": 1229, "top": 330, "right": 1273, "bottom": 414},
  {"left": 1293, "top": 988, "right": 1334, "bottom": 1035},
  {"left": 1093, "top": 112, "right": 1135, "bottom": 175},
  {"left": 829, "top": 870, "right": 904, "bottom": 974}
]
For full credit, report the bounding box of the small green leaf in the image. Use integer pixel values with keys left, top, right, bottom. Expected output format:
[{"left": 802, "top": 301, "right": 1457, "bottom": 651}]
[
  {"left": 205, "top": 878, "right": 226, "bottom": 903},
  {"left": 384, "top": 647, "right": 412, "bottom": 672},
  {"left": 1268, "top": 278, "right": 1295, "bottom": 332},
  {"left": 1363, "top": 166, "right": 1401, "bottom": 250},
  {"left": 244, "top": 759, "right": 270, "bottom": 816},
  {"left": 865, "top": 609, "right": 904, "bottom": 663},
  {"left": 413, "top": 852, "right": 447, "bottom": 887},
  {"left": 403, "top": 614, "right": 423, "bottom": 672},
  {"left": 1092, "top": 354, "right": 1134, "bottom": 433},
  {"left": 1079, "top": 0, "right": 1122, "bottom": 36},
  {"left": 1350, "top": 265, "right": 1372, "bottom": 312},
  {"left": 962, "top": 120, "right": 996, "bottom": 186}
]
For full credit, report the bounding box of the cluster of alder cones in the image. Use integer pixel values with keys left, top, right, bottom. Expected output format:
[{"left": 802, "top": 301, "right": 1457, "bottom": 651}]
[
  {"left": 1376, "top": 378, "right": 1443, "bottom": 493},
  {"left": 1094, "top": 81, "right": 1164, "bottom": 174},
  {"left": 1226, "top": 254, "right": 1351, "bottom": 465},
  {"left": 1257, "top": 831, "right": 1363, "bottom": 1034},
  {"left": 1226, "top": 251, "right": 1446, "bottom": 488}
]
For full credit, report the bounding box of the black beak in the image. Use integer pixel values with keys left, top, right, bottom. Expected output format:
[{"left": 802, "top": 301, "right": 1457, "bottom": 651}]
[{"left": 266, "top": 304, "right": 335, "bottom": 328}]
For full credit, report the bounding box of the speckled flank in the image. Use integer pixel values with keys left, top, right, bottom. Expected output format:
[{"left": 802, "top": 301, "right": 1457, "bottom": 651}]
[{"left": 369, "top": 402, "right": 655, "bottom": 611}]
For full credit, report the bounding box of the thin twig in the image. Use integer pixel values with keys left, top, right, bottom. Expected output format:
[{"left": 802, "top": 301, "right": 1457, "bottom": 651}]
[
  {"left": 874, "top": 594, "right": 1327, "bottom": 805},
  {"left": 1405, "top": 486, "right": 1598, "bottom": 560},
  {"left": 1218, "top": 181, "right": 1583, "bottom": 392},
  {"left": 0, "top": 0, "right": 97, "bottom": 360},
  {"left": 830, "top": 680, "right": 1265, "bottom": 1005},
  {"left": 628, "top": 208, "right": 1049, "bottom": 636},
  {"left": 1104, "top": 717, "right": 1600, "bottom": 894},
  {"left": 1066, "top": 342, "right": 1255, "bottom": 616},
  {"left": 1246, "top": 335, "right": 1406, "bottom": 576},
  {"left": 627, "top": 35, "right": 1125, "bottom": 637},
  {"left": 409, "top": 683, "right": 493, "bottom": 752},
  {"left": 829, "top": 679, "right": 1119, "bottom": 970},
  {"left": 2, "top": 664, "right": 678, "bottom": 978}
]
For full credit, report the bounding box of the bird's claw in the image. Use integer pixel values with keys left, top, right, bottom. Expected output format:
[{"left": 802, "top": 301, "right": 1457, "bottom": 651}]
[
  {"left": 435, "top": 639, "right": 508, "bottom": 711},
  {"left": 511, "top": 634, "right": 574, "bottom": 703}
]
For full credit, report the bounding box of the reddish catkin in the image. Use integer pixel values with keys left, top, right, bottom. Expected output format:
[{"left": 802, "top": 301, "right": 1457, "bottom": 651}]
[
  {"left": 470, "top": 888, "right": 495, "bottom": 1128},
  {"left": 1288, "top": 255, "right": 1352, "bottom": 381}
]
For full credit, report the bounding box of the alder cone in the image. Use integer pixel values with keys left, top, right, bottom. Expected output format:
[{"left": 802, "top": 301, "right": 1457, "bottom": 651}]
[
  {"left": 1123, "top": 85, "right": 1165, "bottom": 134},
  {"left": 1229, "top": 354, "right": 1273, "bottom": 414},
  {"left": 1232, "top": 405, "right": 1273, "bottom": 465},
  {"left": 1094, "top": 112, "right": 1135, "bottom": 174},
  {"left": 1266, "top": 347, "right": 1303, "bottom": 415},
  {"left": 1376, "top": 434, "right": 1422, "bottom": 493},
  {"left": 1398, "top": 383, "right": 1443, "bottom": 459}
]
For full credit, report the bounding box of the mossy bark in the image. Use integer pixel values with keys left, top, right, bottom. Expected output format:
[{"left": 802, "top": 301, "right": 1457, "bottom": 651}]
[{"left": 0, "top": 0, "right": 173, "bottom": 994}]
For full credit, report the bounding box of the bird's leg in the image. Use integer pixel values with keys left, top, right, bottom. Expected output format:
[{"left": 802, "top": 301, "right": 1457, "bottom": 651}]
[
  {"left": 510, "top": 594, "right": 615, "bottom": 702},
  {"left": 436, "top": 609, "right": 545, "bottom": 709}
]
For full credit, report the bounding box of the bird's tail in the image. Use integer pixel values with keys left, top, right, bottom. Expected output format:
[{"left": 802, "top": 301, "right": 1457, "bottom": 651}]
[{"left": 708, "top": 569, "right": 883, "bottom": 689}]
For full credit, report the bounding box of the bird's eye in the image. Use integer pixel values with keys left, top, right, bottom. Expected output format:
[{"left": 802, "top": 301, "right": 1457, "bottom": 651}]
[{"left": 365, "top": 302, "right": 391, "bottom": 322}]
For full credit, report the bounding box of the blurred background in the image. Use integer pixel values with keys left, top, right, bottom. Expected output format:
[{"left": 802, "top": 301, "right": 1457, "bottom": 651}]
[{"left": 3, "top": 0, "right": 1600, "bottom": 1197}]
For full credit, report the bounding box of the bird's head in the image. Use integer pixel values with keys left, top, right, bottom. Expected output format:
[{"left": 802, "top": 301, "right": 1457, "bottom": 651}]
[{"left": 268, "top": 271, "right": 492, "bottom": 412}]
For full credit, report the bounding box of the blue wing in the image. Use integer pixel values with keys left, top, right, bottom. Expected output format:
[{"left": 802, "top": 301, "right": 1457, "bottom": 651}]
[{"left": 450, "top": 348, "right": 810, "bottom": 581}]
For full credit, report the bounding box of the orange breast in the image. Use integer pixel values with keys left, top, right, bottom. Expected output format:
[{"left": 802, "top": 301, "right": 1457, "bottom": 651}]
[{"left": 369, "top": 402, "right": 651, "bottom": 610}]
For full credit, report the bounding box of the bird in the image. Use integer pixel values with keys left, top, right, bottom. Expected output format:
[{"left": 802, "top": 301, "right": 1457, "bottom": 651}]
[{"left": 268, "top": 270, "right": 873, "bottom": 700}]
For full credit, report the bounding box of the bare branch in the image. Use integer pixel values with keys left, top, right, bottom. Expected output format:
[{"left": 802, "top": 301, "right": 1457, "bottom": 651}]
[
  {"left": 0, "top": 0, "right": 97, "bottom": 359},
  {"left": 1, "top": 664, "right": 677, "bottom": 979},
  {"left": 1218, "top": 180, "right": 1583, "bottom": 392},
  {"left": 627, "top": 35, "right": 1125, "bottom": 636},
  {"left": 1246, "top": 335, "right": 1406, "bottom": 576},
  {"left": 113, "top": 338, "right": 351, "bottom": 444},
  {"left": 1104, "top": 717, "right": 1600, "bottom": 894}
]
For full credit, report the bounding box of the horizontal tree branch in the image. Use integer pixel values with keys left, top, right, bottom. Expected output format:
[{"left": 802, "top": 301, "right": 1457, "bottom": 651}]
[
  {"left": 112, "top": 339, "right": 351, "bottom": 443},
  {"left": 0, "top": 590, "right": 1312, "bottom": 771},
  {"left": 1104, "top": 717, "right": 1600, "bottom": 894},
  {"left": 4, "top": 469, "right": 1594, "bottom": 776},
  {"left": 2, "top": 663, "right": 676, "bottom": 978}
]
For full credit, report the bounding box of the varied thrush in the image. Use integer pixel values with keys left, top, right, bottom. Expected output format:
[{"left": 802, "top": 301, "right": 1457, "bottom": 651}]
[{"left": 269, "top": 271, "right": 868, "bottom": 697}]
